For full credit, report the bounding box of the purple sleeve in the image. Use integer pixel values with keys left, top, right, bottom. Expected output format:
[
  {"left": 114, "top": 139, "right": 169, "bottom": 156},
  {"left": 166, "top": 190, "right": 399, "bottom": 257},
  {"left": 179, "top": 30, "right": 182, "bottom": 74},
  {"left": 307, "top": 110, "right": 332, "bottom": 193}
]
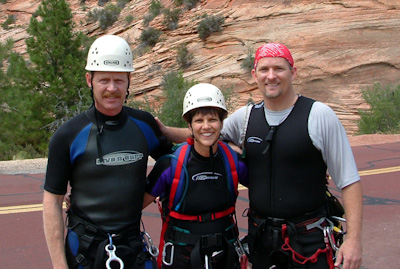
[
  {"left": 238, "top": 161, "right": 249, "bottom": 187},
  {"left": 149, "top": 166, "right": 172, "bottom": 198}
]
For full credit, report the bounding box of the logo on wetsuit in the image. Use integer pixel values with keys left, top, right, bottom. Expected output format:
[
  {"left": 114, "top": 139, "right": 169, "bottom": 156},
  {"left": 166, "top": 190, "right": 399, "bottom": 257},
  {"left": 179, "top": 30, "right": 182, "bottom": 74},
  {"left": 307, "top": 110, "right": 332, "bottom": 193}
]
[
  {"left": 96, "top": 151, "right": 144, "bottom": 166},
  {"left": 247, "top": 137, "right": 263, "bottom": 144},
  {"left": 192, "top": 172, "right": 222, "bottom": 181}
]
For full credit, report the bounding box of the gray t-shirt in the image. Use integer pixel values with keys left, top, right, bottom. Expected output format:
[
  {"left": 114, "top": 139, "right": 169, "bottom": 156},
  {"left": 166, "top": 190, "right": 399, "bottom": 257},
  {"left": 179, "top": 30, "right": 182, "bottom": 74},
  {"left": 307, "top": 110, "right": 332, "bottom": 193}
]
[{"left": 220, "top": 100, "right": 360, "bottom": 189}]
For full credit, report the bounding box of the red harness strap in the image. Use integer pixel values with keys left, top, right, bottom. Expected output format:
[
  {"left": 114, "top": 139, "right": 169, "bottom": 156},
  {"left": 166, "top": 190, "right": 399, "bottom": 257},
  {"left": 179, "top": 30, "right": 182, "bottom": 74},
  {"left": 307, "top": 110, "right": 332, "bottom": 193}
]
[
  {"left": 281, "top": 224, "right": 334, "bottom": 268},
  {"left": 168, "top": 144, "right": 189, "bottom": 210},
  {"left": 157, "top": 144, "right": 188, "bottom": 267},
  {"left": 169, "top": 206, "right": 235, "bottom": 221}
]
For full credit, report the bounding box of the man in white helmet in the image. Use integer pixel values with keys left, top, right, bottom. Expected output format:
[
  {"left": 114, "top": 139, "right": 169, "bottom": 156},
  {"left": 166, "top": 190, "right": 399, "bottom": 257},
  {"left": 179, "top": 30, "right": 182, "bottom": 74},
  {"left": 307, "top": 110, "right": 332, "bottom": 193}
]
[
  {"left": 43, "top": 35, "right": 172, "bottom": 269},
  {"left": 143, "top": 83, "right": 249, "bottom": 268}
]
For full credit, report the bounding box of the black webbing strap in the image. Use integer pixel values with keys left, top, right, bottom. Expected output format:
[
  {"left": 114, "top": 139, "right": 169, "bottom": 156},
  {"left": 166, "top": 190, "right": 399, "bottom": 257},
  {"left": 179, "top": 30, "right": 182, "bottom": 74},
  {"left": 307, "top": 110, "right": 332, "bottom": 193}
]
[{"left": 67, "top": 213, "right": 102, "bottom": 268}]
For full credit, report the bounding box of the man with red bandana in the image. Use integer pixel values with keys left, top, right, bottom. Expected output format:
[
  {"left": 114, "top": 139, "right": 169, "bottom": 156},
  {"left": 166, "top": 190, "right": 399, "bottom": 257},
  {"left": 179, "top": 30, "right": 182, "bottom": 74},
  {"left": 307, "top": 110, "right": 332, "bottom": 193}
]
[{"left": 158, "top": 43, "right": 363, "bottom": 268}]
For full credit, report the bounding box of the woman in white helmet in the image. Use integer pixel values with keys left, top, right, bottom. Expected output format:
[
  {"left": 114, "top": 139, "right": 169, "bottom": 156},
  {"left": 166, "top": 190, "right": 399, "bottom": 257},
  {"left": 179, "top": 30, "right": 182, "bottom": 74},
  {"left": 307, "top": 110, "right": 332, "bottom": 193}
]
[
  {"left": 43, "top": 35, "right": 172, "bottom": 269},
  {"left": 144, "top": 83, "right": 249, "bottom": 269}
]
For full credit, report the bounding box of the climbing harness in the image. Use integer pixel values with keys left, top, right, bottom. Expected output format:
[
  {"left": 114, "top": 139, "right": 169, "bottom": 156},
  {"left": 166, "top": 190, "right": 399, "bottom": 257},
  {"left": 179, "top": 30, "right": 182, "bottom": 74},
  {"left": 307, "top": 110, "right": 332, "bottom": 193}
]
[
  {"left": 246, "top": 207, "right": 343, "bottom": 268},
  {"left": 105, "top": 234, "right": 124, "bottom": 269},
  {"left": 66, "top": 212, "right": 159, "bottom": 269},
  {"left": 280, "top": 217, "right": 337, "bottom": 268},
  {"left": 156, "top": 139, "right": 240, "bottom": 267}
]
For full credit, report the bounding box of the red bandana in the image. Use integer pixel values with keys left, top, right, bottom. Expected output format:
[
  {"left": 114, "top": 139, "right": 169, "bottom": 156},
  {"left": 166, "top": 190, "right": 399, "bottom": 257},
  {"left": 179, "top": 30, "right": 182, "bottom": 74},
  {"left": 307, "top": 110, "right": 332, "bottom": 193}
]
[{"left": 254, "top": 43, "right": 294, "bottom": 69}]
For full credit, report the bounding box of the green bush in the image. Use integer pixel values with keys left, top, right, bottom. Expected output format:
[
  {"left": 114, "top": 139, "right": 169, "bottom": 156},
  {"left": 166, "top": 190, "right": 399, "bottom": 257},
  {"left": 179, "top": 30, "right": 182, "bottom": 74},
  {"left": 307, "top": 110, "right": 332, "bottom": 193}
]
[
  {"left": 197, "top": 14, "right": 225, "bottom": 41},
  {"left": 87, "top": 4, "right": 121, "bottom": 30},
  {"left": 117, "top": 0, "right": 130, "bottom": 9},
  {"left": 124, "top": 15, "right": 134, "bottom": 25},
  {"left": 139, "top": 27, "right": 161, "bottom": 47},
  {"left": 173, "top": 0, "right": 199, "bottom": 10},
  {"left": 143, "top": 0, "right": 163, "bottom": 26},
  {"left": 240, "top": 45, "right": 255, "bottom": 72},
  {"left": 2, "top": 14, "right": 16, "bottom": 30},
  {"left": 149, "top": 0, "right": 163, "bottom": 16},
  {"left": 176, "top": 43, "right": 194, "bottom": 69},
  {"left": 163, "top": 8, "right": 181, "bottom": 30},
  {"left": 143, "top": 13, "right": 155, "bottom": 27},
  {"left": 358, "top": 82, "right": 400, "bottom": 134},
  {"left": 98, "top": 4, "right": 121, "bottom": 30},
  {"left": 87, "top": 9, "right": 101, "bottom": 23},
  {"left": 98, "top": 0, "right": 111, "bottom": 7},
  {"left": 158, "top": 71, "right": 196, "bottom": 127}
]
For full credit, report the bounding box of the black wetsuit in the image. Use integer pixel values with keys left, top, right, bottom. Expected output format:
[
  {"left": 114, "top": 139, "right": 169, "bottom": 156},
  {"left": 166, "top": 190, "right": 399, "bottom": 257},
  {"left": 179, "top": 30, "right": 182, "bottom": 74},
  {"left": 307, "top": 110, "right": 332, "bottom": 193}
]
[{"left": 44, "top": 106, "right": 171, "bottom": 268}]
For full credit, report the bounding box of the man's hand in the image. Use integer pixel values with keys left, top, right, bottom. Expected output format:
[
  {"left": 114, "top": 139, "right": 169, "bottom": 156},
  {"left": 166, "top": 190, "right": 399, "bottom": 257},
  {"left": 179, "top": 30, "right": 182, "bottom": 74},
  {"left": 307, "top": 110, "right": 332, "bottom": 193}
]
[
  {"left": 155, "top": 117, "right": 168, "bottom": 136},
  {"left": 64, "top": 192, "right": 71, "bottom": 211},
  {"left": 334, "top": 237, "right": 362, "bottom": 269},
  {"left": 155, "top": 117, "right": 190, "bottom": 143}
]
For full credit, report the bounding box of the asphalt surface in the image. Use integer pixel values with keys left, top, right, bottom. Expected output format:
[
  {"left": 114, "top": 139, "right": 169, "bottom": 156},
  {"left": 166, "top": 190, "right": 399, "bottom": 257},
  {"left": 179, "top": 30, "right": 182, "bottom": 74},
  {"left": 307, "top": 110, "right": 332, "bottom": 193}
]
[{"left": 0, "top": 142, "right": 399, "bottom": 268}]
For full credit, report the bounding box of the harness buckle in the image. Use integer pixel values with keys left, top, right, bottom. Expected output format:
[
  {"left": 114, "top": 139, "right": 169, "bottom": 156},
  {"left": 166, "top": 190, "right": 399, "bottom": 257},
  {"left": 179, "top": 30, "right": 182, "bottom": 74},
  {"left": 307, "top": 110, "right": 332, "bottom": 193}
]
[
  {"left": 199, "top": 212, "right": 214, "bottom": 222},
  {"left": 75, "top": 254, "right": 88, "bottom": 266},
  {"left": 305, "top": 217, "right": 326, "bottom": 231},
  {"left": 201, "top": 233, "right": 223, "bottom": 249}
]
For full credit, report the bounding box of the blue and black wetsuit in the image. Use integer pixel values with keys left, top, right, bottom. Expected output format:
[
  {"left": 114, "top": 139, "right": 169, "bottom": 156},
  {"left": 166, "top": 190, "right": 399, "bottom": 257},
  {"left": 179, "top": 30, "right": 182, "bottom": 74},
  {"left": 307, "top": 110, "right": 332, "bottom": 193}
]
[{"left": 44, "top": 105, "right": 172, "bottom": 268}]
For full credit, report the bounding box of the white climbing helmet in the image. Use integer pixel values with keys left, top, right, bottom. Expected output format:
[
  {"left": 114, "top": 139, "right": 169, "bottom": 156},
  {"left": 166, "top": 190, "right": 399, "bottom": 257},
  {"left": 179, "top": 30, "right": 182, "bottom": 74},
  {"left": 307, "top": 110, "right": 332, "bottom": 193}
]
[
  {"left": 182, "top": 83, "right": 228, "bottom": 118},
  {"left": 85, "top": 35, "right": 135, "bottom": 72}
]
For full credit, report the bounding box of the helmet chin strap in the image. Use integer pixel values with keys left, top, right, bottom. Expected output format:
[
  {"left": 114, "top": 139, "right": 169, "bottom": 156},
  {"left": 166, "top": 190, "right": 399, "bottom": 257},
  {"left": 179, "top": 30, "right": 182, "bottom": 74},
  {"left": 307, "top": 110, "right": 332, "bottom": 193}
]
[{"left": 125, "top": 76, "right": 130, "bottom": 103}]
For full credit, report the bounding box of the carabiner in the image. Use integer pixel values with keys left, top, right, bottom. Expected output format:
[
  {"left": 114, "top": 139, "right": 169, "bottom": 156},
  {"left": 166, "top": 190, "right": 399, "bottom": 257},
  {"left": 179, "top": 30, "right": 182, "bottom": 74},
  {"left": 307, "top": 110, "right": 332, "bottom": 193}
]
[
  {"left": 162, "top": 242, "right": 174, "bottom": 266},
  {"left": 105, "top": 244, "right": 124, "bottom": 269},
  {"left": 324, "top": 225, "right": 340, "bottom": 252},
  {"left": 142, "top": 231, "right": 159, "bottom": 258}
]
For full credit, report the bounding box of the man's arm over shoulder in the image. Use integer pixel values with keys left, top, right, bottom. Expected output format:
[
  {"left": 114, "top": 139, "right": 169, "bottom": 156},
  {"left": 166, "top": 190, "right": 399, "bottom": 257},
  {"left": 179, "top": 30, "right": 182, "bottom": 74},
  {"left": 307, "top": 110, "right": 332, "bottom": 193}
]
[
  {"left": 155, "top": 117, "right": 190, "bottom": 143},
  {"left": 221, "top": 105, "right": 251, "bottom": 146},
  {"left": 127, "top": 108, "right": 173, "bottom": 159}
]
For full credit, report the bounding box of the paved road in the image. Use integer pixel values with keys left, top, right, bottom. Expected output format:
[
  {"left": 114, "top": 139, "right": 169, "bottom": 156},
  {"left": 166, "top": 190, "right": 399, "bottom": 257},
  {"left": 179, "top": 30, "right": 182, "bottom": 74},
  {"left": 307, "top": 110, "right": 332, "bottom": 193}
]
[{"left": 0, "top": 142, "right": 399, "bottom": 268}]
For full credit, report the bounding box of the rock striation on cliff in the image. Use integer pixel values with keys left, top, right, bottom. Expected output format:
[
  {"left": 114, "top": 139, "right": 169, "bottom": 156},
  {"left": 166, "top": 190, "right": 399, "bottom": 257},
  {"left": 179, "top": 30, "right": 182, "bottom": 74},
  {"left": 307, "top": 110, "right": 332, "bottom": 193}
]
[{"left": 1, "top": 0, "right": 400, "bottom": 134}]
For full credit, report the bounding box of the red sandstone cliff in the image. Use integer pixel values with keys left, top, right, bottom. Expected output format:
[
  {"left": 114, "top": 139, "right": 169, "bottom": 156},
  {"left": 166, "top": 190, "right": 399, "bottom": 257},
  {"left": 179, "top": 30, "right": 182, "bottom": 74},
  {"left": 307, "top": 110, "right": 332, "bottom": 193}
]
[{"left": 1, "top": 0, "right": 400, "bottom": 134}]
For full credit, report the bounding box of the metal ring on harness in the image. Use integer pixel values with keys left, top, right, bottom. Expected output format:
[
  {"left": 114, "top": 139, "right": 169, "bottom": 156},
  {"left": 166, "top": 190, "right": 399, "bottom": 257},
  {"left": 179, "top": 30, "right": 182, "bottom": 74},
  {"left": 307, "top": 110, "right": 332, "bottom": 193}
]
[
  {"left": 162, "top": 242, "right": 174, "bottom": 266},
  {"left": 142, "top": 231, "right": 159, "bottom": 258},
  {"left": 105, "top": 244, "right": 124, "bottom": 269}
]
